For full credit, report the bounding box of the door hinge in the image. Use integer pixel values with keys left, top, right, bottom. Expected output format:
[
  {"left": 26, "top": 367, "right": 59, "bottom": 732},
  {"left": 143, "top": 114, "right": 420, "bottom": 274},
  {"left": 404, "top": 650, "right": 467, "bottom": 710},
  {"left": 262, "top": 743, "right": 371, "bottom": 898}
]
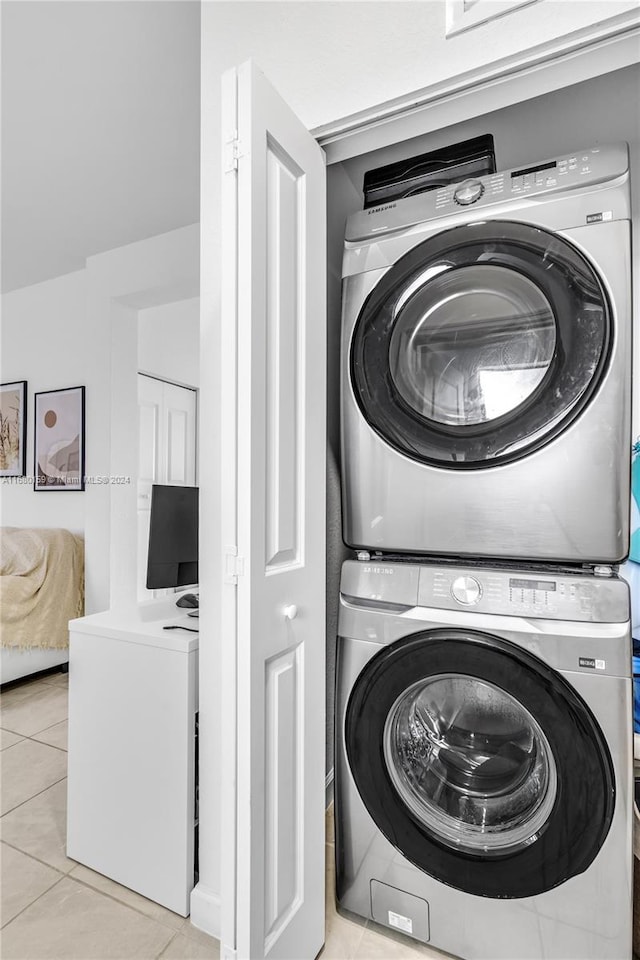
[
  {"left": 224, "top": 545, "right": 245, "bottom": 584},
  {"left": 224, "top": 131, "right": 244, "bottom": 173}
]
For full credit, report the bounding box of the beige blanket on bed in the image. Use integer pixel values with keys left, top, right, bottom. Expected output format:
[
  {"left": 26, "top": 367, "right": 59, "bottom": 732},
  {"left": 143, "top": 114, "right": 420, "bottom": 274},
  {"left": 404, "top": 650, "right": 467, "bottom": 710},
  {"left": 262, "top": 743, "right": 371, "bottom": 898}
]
[{"left": 0, "top": 527, "right": 84, "bottom": 650}]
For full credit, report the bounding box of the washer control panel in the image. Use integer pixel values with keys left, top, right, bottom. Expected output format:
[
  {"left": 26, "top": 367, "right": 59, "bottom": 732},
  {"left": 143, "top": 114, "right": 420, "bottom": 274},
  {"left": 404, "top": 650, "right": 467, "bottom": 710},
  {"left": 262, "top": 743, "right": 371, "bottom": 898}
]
[{"left": 418, "top": 566, "right": 629, "bottom": 624}]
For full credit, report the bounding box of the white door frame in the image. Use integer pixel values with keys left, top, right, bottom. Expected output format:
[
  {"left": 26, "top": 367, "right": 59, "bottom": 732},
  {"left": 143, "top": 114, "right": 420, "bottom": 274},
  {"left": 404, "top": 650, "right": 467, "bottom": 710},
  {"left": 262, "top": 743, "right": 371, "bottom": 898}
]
[
  {"left": 314, "top": 10, "right": 640, "bottom": 164},
  {"left": 194, "top": 12, "right": 640, "bottom": 945}
]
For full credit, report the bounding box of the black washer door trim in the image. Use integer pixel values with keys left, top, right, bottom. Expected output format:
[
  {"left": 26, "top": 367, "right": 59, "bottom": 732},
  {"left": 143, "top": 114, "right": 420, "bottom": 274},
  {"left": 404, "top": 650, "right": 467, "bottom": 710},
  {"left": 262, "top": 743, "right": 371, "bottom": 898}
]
[
  {"left": 350, "top": 221, "right": 611, "bottom": 468},
  {"left": 345, "top": 630, "right": 615, "bottom": 899}
]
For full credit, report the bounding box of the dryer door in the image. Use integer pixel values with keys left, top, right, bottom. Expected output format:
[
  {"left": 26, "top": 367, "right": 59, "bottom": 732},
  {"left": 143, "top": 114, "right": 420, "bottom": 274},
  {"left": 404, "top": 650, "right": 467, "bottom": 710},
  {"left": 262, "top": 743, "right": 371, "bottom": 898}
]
[
  {"left": 344, "top": 629, "right": 615, "bottom": 898},
  {"left": 350, "top": 221, "right": 611, "bottom": 467}
]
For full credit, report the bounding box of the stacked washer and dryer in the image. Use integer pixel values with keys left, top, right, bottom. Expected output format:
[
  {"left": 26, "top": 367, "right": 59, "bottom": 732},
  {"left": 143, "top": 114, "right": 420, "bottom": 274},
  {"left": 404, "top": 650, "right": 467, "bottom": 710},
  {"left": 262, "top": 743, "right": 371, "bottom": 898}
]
[{"left": 335, "top": 143, "right": 634, "bottom": 959}]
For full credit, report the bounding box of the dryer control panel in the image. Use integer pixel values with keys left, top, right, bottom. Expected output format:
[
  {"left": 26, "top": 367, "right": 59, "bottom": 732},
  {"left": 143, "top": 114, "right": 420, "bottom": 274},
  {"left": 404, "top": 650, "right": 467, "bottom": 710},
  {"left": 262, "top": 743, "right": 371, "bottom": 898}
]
[
  {"left": 436, "top": 150, "right": 608, "bottom": 212},
  {"left": 345, "top": 143, "right": 629, "bottom": 243}
]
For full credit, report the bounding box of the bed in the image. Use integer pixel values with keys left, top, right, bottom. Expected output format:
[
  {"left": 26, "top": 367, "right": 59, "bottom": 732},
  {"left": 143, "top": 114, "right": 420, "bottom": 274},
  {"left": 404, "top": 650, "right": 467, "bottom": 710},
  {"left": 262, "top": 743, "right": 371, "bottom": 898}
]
[{"left": 0, "top": 527, "right": 84, "bottom": 685}]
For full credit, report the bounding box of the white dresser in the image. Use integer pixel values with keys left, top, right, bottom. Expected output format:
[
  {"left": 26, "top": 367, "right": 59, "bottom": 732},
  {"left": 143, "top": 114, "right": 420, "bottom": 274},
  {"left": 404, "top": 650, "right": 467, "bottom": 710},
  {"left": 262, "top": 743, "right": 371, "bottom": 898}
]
[{"left": 66, "top": 598, "right": 199, "bottom": 916}]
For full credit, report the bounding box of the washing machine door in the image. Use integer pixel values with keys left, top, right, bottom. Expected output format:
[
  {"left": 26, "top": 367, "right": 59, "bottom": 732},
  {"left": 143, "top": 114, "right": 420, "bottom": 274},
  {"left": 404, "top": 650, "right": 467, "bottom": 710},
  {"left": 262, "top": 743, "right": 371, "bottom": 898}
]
[
  {"left": 344, "top": 630, "right": 615, "bottom": 898},
  {"left": 350, "top": 221, "right": 611, "bottom": 467}
]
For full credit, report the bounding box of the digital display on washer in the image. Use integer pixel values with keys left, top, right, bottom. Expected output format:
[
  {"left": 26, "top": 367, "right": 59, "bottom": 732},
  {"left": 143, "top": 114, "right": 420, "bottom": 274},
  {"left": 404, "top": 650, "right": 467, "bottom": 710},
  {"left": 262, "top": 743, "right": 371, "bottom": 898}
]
[
  {"left": 509, "top": 578, "right": 557, "bottom": 592},
  {"left": 511, "top": 161, "right": 557, "bottom": 178}
]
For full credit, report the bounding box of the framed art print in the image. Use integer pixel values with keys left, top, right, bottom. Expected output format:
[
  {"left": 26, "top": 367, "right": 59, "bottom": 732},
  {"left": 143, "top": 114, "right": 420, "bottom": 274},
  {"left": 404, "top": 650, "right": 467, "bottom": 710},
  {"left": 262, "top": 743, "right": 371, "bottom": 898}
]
[
  {"left": 0, "top": 381, "right": 27, "bottom": 476},
  {"left": 34, "top": 386, "right": 85, "bottom": 491}
]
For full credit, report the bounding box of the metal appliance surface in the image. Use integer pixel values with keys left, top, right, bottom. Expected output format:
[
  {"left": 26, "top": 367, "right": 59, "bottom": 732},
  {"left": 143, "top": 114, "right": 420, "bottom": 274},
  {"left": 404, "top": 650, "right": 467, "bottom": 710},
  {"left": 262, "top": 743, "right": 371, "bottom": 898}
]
[
  {"left": 362, "top": 134, "right": 495, "bottom": 208},
  {"left": 341, "top": 144, "right": 632, "bottom": 563},
  {"left": 335, "top": 559, "right": 633, "bottom": 960}
]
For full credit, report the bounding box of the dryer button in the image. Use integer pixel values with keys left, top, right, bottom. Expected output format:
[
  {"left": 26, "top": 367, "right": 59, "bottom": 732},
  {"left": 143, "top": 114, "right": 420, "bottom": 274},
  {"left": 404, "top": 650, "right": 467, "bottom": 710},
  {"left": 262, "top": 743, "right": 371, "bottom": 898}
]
[
  {"left": 451, "top": 576, "right": 482, "bottom": 605},
  {"left": 453, "top": 180, "right": 484, "bottom": 205}
]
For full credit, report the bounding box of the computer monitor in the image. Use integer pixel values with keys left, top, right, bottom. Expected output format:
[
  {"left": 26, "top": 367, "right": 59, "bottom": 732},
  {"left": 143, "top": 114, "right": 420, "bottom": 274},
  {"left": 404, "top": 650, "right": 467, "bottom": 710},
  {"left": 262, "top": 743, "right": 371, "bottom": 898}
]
[{"left": 146, "top": 484, "right": 198, "bottom": 590}]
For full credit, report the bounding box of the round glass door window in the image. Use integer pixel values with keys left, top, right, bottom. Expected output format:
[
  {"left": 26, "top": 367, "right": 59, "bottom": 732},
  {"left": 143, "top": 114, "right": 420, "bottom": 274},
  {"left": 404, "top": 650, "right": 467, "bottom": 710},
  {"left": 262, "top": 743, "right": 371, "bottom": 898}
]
[
  {"left": 350, "top": 221, "right": 611, "bottom": 468},
  {"left": 383, "top": 674, "right": 558, "bottom": 856},
  {"left": 345, "top": 630, "right": 615, "bottom": 898},
  {"left": 388, "top": 266, "right": 557, "bottom": 427}
]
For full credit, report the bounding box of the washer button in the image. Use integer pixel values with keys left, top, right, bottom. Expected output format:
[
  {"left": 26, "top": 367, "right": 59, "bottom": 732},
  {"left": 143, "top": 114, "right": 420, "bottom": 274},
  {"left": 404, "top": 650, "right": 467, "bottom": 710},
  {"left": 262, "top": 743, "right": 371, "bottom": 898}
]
[{"left": 451, "top": 576, "right": 482, "bottom": 605}]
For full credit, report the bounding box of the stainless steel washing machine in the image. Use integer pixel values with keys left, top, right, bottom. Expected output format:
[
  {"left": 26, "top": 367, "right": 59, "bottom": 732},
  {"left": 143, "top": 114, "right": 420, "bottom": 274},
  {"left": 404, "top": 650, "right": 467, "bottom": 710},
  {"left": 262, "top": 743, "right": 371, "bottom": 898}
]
[
  {"left": 335, "top": 559, "right": 633, "bottom": 960},
  {"left": 340, "top": 143, "right": 632, "bottom": 563}
]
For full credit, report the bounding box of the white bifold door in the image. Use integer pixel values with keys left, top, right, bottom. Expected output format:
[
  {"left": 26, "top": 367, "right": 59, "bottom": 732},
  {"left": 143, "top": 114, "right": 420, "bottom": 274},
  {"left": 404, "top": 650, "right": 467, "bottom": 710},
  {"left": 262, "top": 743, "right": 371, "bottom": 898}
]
[
  {"left": 137, "top": 374, "right": 197, "bottom": 599},
  {"left": 218, "top": 61, "right": 327, "bottom": 960}
]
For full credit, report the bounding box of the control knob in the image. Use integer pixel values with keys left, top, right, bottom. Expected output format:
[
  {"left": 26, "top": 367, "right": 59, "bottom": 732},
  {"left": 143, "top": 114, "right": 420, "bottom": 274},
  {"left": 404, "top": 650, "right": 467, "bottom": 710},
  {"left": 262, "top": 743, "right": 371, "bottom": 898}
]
[
  {"left": 453, "top": 179, "right": 485, "bottom": 205},
  {"left": 451, "top": 576, "right": 482, "bottom": 605}
]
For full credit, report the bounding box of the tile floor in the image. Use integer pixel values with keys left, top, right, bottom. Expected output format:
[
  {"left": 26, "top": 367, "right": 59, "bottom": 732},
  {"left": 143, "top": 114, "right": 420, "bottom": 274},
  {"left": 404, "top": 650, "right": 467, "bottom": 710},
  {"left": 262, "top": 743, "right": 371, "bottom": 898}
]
[{"left": 1, "top": 668, "right": 449, "bottom": 960}]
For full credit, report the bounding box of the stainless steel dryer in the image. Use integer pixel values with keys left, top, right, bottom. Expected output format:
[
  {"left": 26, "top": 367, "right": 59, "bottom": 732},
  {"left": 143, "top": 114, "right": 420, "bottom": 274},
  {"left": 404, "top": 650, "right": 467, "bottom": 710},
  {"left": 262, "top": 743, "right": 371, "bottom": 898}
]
[
  {"left": 335, "top": 558, "right": 633, "bottom": 960},
  {"left": 341, "top": 143, "right": 632, "bottom": 563}
]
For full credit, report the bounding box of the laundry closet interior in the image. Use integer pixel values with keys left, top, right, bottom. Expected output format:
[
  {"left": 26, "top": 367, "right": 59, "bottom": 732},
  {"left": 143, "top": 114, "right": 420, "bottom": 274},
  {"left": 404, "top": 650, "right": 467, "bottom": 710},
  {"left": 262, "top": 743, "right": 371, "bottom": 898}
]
[
  {"left": 315, "top": 47, "right": 640, "bottom": 959},
  {"left": 202, "top": 36, "right": 640, "bottom": 960},
  {"left": 322, "top": 60, "right": 640, "bottom": 776}
]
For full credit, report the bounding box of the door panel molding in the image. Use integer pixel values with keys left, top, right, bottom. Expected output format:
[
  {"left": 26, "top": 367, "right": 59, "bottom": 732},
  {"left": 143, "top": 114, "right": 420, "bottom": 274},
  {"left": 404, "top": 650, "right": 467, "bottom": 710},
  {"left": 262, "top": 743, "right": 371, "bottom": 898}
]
[
  {"left": 264, "top": 643, "right": 303, "bottom": 947},
  {"left": 265, "top": 138, "right": 304, "bottom": 572}
]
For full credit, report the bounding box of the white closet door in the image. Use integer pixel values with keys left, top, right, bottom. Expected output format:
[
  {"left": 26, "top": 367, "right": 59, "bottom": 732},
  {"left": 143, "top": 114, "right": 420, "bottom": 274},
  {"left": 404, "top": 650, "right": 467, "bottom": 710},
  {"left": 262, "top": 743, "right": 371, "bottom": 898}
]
[
  {"left": 163, "top": 381, "right": 197, "bottom": 487},
  {"left": 138, "top": 374, "right": 162, "bottom": 507},
  {"left": 137, "top": 375, "right": 197, "bottom": 599},
  {"left": 219, "top": 60, "right": 327, "bottom": 960}
]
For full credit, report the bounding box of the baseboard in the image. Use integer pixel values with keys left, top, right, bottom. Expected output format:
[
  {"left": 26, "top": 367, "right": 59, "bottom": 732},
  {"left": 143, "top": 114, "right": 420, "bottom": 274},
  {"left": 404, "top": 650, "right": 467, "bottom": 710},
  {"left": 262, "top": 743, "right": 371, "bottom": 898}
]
[
  {"left": 326, "top": 767, "right": 334, "bottom": 808},
  {"left": 189, "top": 883, "right": 221, "bottom": 940}
]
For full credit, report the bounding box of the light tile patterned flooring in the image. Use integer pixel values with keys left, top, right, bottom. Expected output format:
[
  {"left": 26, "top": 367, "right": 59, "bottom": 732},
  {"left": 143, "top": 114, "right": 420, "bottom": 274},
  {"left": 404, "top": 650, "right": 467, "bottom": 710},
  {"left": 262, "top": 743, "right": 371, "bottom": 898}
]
[{"left": 1, "top": 669, "right": 449, "bottom": 960}]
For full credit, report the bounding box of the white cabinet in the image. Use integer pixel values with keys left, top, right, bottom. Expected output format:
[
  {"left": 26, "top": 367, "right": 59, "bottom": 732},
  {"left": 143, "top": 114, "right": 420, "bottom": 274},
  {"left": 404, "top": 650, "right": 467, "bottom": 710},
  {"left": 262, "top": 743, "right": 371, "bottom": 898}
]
[{"left": 66, "top": 599, "right": 198, "bottom": 917}]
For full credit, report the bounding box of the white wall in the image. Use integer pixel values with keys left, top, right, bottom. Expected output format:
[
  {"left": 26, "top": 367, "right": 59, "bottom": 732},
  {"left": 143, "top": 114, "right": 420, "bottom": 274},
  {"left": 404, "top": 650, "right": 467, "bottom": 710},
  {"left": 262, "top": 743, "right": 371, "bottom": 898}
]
[
  {"left": 138, "top": 297, "right": 200, "bottom": 388},
  {"left": 0, "top": 269, "right": 90, "bottom": 535},
  {"left": 0, "top": 225, "right": 199, "bottom": 615}
]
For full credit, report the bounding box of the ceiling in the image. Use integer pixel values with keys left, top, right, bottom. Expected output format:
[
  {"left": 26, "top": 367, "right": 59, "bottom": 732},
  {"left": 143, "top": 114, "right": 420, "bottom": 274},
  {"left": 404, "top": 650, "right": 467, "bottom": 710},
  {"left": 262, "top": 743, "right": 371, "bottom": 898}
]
[{"left": 1, "top": 1, "right": 201, "bottom": 293}]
